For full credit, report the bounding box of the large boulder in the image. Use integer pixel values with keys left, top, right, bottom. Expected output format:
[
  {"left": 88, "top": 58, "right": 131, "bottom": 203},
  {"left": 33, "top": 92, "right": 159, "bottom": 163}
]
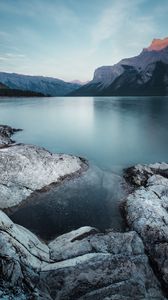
[
  {"left": 0, "top": 144, "right": 87, "bottom": 209},
  {"left": 124, "top": 163, "right": 168, "bottom": 289}
]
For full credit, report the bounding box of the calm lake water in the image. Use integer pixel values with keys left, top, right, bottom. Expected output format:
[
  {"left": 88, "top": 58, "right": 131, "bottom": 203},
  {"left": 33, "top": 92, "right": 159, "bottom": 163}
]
[{"left": 0, "top": 96, "right": 168, "bottom": 239}]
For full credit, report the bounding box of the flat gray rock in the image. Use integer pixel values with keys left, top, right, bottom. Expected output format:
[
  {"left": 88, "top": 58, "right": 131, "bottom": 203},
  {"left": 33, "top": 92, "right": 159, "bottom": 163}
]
[{"left": 0, "top": 144, "right": 87, "bottom": 209}]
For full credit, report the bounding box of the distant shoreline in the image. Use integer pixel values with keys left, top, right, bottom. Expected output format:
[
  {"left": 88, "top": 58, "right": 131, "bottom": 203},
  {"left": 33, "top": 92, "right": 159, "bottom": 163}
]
[{"left": 0, "top": 88, "right": 46, "bottom": 97}]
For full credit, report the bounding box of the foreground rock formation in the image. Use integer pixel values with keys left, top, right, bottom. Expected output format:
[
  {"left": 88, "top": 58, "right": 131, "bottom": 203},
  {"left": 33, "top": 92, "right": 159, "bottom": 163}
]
[
  {"left": 0, "top": 211, "right": 166, "bottom": 299},
  {"left": 124, "top": 163, "right": 168, "bottom": 293},
  {"left": 0, "top": 125, "right": 167, "bottom": 299}
]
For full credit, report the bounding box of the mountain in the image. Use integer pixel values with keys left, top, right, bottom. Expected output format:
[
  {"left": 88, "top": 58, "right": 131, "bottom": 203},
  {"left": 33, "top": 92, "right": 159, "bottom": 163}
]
[
  {"left": 70, "top": 80, "right": 89, "bottom": 85},
  {"left": 71, "top": 37, "right": 168, "bottom": 96},
  {"left": 0, "top": 72, "right": 81, "bottom": 96}
]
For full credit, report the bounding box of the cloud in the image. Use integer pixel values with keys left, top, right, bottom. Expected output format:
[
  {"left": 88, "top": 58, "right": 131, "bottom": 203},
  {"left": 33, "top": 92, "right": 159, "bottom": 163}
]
[
  {"left": 0, "top": 52, "right": 26, "bottom": 63},
  {"left": 91, "top": 0, "right": 157, "bottom": 51},
  {"left": 6, "top": 53, "right": 26, "bottom": 58}
]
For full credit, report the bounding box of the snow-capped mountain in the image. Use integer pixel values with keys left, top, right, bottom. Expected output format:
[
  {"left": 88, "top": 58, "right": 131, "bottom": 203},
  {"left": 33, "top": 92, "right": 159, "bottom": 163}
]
[
  {"left": 0, "top": 72, "right": 81, "bottom": 96},
  {"left": 71, "top": 37, "right": 168, "bottom": 96}
]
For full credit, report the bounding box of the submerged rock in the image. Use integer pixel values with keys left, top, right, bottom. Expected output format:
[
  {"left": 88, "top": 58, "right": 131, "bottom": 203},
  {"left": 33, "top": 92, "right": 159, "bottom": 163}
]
[
  {"left": 124, "top": 162, "right": 168, "bottom": 291},
  {"left": 0, "top": 211, "right": 166, "bottom": 299}
]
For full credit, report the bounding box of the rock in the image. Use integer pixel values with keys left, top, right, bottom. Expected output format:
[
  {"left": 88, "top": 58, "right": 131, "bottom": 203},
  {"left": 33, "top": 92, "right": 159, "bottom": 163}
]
[
  {"left": 0, "top": 124, "right": 22, "bottom": 146},
  {"left": 48, "top": 227, "right": 144, "bottom": 262},
  {"left": 124, "top": 163, "right": 168, "bottom": 290},
  {"left": 40, "top": 253, "right": 163, "bottom": 299},
  {"left": 49, "top": 226, "right": 98, "bottom": 261},
  {"left": 124, "top": 162, "right": 168, "bottom": 187},
  {"left": 0, "top": 143, "right": 88, "bottom": 209},
  {"left": 0, "top": 211, "right": 165, "bottom": 299},
  {"left": 0, "top": 209, "right": 55, "bottom": 299},
  {"left": 0, "top": 210, "right": 50, "bottom": 265}
]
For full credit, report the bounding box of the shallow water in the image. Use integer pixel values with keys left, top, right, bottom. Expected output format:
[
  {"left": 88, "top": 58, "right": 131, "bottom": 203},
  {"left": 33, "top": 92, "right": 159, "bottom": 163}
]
[
  {"left": 0, "top": 96, "right": 168, "bottom": 238},
  {"left": 9, "top": 166, "right": 125, "bottom": 240}
]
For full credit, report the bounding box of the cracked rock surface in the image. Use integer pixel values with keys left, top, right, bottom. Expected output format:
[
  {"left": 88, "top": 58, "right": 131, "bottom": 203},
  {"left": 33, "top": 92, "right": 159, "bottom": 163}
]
[
  {"left": 0, "top": 211, "right": 166, "bottom": 299},
  {"left": 124, "top": 163, "right": 168, "bottom": 290}
]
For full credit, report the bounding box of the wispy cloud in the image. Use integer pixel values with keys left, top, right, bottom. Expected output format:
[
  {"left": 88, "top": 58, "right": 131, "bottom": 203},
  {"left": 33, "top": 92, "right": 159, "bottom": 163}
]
[
  {"left": 0, "top": 52, "right": 26, "bottom": 63},
  {"left": 91, "top": 0, "right": 157, "bottom": 53}
]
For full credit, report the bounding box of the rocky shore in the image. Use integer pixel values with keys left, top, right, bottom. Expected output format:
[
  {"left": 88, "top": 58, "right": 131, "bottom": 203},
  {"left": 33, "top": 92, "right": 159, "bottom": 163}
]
[{"left": 0, "top": 125, "right": 168, "bottom": 299}]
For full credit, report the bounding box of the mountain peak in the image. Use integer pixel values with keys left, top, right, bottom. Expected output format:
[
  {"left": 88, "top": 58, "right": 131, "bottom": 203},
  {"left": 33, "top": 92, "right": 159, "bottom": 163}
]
[
  {"left": 145, "top": 37, "right": 168, "bottom": 51},
  {"left": 70, "top": 80, "right": 89, "bottom": 85}
]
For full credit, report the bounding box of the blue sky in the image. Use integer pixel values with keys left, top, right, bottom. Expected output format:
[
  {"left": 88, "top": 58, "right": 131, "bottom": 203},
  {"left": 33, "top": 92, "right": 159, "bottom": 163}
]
[{"left": 0, "top": 0, "right": 168, "bottom": 81}]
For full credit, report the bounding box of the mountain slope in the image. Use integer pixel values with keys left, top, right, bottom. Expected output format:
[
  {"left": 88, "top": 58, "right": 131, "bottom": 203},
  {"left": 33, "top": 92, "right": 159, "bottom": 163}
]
[
  {"left": 0, "top": 81, "right": 45, "bottom": 97},
  {"left": 71, "top": 37, "right": 168, "bottom": 96},
  {"left": 0, "top": 82, "right": 9, "bottom": 89},
  {"left": 0, "top": 72, "right": 81, "bottom": 96}
]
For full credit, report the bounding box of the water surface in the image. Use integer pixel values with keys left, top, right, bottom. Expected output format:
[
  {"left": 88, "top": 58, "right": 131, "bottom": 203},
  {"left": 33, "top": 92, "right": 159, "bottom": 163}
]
[{"left": 0, "top": 96, "right": 168, "bottom": 171}]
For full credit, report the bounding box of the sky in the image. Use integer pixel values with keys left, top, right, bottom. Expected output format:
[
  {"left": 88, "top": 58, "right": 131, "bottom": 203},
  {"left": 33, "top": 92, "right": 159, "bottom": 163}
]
[{"left": 0, "top": 0, "right": 168, "bottom": 82}]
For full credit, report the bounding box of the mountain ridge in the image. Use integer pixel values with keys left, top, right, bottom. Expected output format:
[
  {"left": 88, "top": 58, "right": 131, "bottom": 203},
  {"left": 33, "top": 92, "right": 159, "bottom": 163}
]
[
  {"left": 0, "top": 72, "right": 81, "bottom": 96},
  {"left": 70, "top": 39, "right": 168, "bottom": 96}
]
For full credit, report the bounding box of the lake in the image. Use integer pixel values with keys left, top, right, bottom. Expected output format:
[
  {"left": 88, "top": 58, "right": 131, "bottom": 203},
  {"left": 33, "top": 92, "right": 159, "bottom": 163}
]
[{"left": 0, "top": 96, "right": 168, "bottom": 239}]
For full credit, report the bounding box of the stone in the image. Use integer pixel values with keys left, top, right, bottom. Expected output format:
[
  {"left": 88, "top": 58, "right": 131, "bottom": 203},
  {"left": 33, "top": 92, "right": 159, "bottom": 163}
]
[
  {"left": 49, "top": 226, "right": 98, "bottom": 261},
  {"left": 48, "top": 227, "right": 144, "bottom": 262}
]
